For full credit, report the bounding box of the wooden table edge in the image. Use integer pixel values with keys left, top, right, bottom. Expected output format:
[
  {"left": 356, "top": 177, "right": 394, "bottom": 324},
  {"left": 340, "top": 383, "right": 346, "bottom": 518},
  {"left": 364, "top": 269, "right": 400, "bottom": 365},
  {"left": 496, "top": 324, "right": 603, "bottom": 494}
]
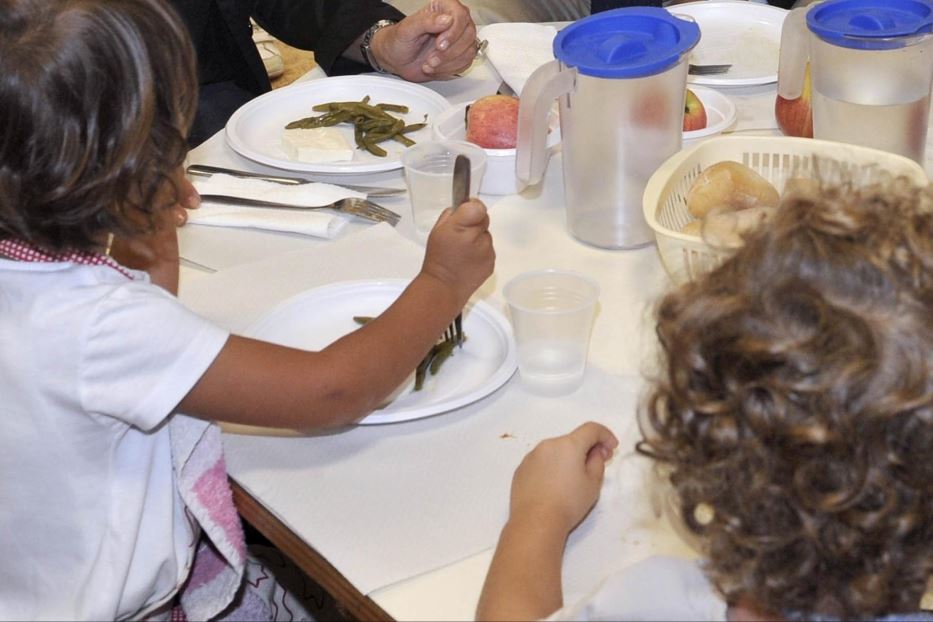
[{"left": 230, "top": 478, "right": 394, "bottom": 621}]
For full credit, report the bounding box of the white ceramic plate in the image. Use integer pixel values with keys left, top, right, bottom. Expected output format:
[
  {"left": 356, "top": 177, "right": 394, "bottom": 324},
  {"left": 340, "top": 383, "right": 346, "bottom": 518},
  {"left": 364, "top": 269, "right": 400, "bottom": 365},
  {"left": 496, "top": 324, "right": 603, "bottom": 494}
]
[
  {"left": 225, "top": 76, "right": 451, "bottom": 175},
  {"left": 240, "top": 280, "right": 516, "bottom": 426},
  {"left": 683, "top": 86, "right": 737, "bottom": 141},
  {"left": 672, "top": 1, "right": 788, "bottom": 87}
]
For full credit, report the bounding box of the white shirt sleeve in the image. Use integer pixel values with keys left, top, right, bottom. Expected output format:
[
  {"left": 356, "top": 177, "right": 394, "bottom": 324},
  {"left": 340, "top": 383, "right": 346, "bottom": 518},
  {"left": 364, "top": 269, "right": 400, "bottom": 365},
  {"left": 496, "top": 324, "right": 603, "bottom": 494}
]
[
  {"left": 545, "top": 556, "right": 728, "bottom": 622},
  {"left": 79, "top": 282, "right": 229, "bottom": 431}
]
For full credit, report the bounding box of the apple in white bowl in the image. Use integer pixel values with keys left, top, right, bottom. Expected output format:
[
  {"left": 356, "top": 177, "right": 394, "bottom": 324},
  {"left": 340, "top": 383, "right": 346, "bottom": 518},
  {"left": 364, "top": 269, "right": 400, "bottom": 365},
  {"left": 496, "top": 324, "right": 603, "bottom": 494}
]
[
  {"left": 465, "top": 95, "right": 520, "bottom": 149},
  {"left": 434, "top": 99, "right": 560, "bottom": 195},
  {"left": 682, "top": 86, "right": 737, "bottom": 143},
  {"left": 683, "top": 88, "right": 708, "bottom": 132}
]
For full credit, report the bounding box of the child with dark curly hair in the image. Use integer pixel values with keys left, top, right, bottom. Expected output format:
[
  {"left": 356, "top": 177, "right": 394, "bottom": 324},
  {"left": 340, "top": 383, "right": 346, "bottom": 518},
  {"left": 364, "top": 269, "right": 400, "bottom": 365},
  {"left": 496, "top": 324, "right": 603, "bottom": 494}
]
[
  {"left": 0, "top": 0, "right": 492, "bottom": 619},
  {"left": 476, "top": 175, "right": 932, "bottom": 621}
]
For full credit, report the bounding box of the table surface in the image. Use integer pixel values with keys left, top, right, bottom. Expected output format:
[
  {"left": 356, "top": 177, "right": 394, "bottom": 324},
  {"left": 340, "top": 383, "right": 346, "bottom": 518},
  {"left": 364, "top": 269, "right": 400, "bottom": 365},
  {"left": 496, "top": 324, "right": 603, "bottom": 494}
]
[{"left": 179, "top": 44, "right": 933, "bottom": 622}]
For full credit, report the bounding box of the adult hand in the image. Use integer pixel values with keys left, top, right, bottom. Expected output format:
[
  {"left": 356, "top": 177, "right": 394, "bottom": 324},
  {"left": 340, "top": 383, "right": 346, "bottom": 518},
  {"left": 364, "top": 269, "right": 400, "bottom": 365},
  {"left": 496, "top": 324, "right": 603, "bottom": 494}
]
[
  {"left": 509, "top": 422, "right": 619, "bottom": 535},
  {"left": 372, "top": 0, "right": 478, "bottom": 82}
]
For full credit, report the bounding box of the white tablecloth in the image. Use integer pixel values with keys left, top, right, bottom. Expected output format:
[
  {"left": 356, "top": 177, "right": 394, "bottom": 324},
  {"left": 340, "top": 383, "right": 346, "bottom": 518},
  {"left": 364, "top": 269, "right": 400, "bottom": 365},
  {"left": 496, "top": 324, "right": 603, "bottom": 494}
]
[{"left": 178, "top": 45, "right": 933, "bottom": 621}]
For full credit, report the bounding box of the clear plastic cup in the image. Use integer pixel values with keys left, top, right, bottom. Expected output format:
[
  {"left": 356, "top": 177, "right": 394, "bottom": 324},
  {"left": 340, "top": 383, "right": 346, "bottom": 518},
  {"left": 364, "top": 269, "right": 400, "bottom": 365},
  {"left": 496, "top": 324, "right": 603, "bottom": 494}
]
[
  {"left": 401, "top": 141, "right": 486, "bottom": 238},
  {"left": 503, "top": 269, "right": 600, "bottom": 396}
]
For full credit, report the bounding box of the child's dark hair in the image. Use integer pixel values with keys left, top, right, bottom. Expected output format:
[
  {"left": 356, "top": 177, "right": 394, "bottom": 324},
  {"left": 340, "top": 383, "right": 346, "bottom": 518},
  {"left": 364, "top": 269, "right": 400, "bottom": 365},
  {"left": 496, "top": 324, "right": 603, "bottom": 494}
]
[
  {"left": 0, "top": 0, "right": 197, "bottom": 252},
  {"left": 639, "top": 175, "right": 932, "bottom": 619}
]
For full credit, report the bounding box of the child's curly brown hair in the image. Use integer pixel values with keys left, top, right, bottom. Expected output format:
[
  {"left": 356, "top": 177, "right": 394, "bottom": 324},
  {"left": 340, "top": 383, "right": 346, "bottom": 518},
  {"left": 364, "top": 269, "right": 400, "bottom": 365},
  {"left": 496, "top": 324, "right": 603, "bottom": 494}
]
[
  {"left": 639, "top": 174, "right": 932, "bottom": 619},
  {"left": 0, "top": 0, "right": 197, "bottom": 253}
]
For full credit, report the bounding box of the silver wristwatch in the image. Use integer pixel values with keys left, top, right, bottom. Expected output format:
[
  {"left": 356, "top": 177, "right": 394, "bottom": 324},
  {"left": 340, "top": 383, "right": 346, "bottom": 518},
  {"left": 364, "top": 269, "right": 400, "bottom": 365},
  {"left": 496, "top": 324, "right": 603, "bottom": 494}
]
[{"left": 360, "top": 19, "right": 397, "bottom": 74}]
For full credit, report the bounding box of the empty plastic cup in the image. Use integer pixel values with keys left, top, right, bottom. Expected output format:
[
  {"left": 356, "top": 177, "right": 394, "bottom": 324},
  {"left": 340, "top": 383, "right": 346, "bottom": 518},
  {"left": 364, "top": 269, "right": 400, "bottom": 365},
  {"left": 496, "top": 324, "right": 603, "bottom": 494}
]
[
  {"left": 401, "top": 140, "right": 486, "bottom": 238},
  {"left": 503, "top": 270, "right": 600, "bottom": 396}
]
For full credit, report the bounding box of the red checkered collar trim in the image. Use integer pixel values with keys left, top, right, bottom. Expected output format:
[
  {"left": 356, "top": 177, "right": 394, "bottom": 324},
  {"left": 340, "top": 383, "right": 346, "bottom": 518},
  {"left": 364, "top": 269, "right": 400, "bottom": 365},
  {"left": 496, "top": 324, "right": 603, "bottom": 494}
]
[{"left": 0, "top": 238, "right": 134, "bottom": 279}]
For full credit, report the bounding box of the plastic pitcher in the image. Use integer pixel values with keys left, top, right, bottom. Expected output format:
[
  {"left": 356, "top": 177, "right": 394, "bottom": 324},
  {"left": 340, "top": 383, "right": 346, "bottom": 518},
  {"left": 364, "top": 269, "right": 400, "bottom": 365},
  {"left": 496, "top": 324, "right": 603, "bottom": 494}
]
[
  {"left": 516, "top": 8, "right": 699, "bottom": 249},
  {"left": 777, "top": 0, "right": 933, "bottom": 163}
]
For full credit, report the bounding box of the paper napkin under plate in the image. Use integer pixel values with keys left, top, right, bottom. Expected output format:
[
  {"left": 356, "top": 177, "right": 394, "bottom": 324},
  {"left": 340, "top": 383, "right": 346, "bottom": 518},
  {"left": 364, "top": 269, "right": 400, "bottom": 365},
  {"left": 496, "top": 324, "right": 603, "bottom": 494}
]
[
  {"left": 189, "top": 174, "right": 366, "bottom": 239},
  {"left": 479, "top": 22, "right": 557, "bottom": 96}
]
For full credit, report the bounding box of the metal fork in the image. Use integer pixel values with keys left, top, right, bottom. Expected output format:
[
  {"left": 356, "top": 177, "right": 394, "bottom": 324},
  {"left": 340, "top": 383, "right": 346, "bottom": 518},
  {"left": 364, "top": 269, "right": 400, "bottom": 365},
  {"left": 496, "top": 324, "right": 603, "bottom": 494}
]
[
  {"left": 198, "top": 194, "right": 401, "bottom": 226},
  {"left": 688, "top": 63, "right": 732, "bottom": 76}
]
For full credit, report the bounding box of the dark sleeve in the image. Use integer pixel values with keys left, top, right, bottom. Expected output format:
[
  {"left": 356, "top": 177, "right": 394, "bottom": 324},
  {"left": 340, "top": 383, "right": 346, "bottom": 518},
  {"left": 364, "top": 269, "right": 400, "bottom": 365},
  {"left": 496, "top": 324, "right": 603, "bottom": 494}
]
[{"left": 251, "top": 0, "right": 406, "bottom": 75}]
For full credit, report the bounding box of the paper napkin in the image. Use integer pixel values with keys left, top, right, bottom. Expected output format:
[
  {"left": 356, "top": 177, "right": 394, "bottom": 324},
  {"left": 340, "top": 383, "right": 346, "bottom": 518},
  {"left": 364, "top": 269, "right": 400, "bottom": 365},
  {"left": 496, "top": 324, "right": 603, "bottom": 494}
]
[
  {"left": 479, "top": 22, "right": 557, "bottom": 96},
  {"left": 188, "top": 174, "right": 366, "bottom": 239}
]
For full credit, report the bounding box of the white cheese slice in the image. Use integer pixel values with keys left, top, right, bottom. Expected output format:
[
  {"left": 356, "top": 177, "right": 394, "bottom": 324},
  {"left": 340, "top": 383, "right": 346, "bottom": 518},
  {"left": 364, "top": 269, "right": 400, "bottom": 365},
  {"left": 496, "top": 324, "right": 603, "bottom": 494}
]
[{"left": 281, "top": 127, "right": 354, "bottom": 163}]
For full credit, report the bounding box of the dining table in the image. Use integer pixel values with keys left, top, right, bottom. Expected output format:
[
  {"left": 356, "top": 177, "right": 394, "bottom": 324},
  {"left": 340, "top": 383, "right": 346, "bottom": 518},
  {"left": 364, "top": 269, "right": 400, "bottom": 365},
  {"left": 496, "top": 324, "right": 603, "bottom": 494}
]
[{"left": 177, "top": 22, "right": 933, "bottom": 621}]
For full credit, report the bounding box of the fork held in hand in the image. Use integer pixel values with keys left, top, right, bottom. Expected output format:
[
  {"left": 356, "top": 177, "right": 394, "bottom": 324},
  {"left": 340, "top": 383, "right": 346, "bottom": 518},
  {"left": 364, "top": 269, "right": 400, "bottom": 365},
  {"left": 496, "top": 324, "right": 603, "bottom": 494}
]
[
  {"left": 198, "top": 194, "right": 401, "bottom": 226},
  {"left": 447, "top": 154, "right": 471, "bottom": 348}
]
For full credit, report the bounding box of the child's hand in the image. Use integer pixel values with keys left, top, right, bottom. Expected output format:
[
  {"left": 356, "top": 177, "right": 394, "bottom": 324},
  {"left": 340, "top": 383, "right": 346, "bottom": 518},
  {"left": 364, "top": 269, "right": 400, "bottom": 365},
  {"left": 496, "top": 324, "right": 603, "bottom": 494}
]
[
  {"left": 173, "top": 175, "right": 200, "bottom": 226},
  {"left": 509, "top": 422, "right": 619, "bottom": 535},
  {"left": 420, "top": 199, "right": 495, "bottom": 304}
]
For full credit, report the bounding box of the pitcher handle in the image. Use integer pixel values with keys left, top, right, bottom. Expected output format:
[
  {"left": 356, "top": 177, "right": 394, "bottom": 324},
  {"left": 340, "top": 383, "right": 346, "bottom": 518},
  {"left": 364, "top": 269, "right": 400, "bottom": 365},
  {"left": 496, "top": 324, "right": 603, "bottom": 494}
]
[
  {"left": 777, "top": 5, "right": 813, "bottom": 100},
  {"left": 516, "top": 59, "right": 576, "bottom": 189}
]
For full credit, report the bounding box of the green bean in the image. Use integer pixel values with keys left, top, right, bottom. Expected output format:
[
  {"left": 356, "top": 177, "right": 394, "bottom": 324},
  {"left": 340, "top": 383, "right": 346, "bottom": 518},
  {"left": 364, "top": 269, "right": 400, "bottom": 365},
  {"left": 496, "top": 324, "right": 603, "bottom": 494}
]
[
  {"left": 414, "top": 352, "right": 432, "bottom": 391},
  {"left": 361, "top": 137, "right": 387, "bottom": 157},
  {"left": 352, "top": 316, "right": 374, "bottom": 325},
  {"left": 429, "top": 340, "right": 455, "bottom": 375},
  {"left": 376, "top": 103, "right": 409, "bottom": 113},
  {"left": 286, "top": 99, "right": 425, "bottom": 157},
  {"left": 391, "top": 134, "right": 416, "bottom": 147},
  {"left": 400, "top": 122, "right": 427, "bottom": 134}
]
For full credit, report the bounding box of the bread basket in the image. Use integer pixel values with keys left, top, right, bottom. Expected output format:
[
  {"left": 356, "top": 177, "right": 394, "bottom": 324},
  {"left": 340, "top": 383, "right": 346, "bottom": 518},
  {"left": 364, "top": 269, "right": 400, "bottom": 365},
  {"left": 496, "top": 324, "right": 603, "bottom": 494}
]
[{"left": 642, "top": 135, "right": 929, "bottom": 285}]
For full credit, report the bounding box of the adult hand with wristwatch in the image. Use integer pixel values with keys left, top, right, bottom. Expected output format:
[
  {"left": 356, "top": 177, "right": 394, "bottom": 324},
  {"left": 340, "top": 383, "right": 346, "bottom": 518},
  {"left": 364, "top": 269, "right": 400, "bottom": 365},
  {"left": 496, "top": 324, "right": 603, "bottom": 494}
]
[{"left": 357, "top": 0, "right": 483, "bottom": 82}]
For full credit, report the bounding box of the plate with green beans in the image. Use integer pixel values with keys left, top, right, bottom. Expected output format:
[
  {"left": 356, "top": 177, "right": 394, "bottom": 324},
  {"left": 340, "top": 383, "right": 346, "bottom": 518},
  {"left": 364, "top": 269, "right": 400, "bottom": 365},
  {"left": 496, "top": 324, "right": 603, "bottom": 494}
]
[
  {"left": 225, "top": 75, "right": 451, "bottom": 175},
  {"left": 239, "top": 279, "right": 517, "bottom": 427}
]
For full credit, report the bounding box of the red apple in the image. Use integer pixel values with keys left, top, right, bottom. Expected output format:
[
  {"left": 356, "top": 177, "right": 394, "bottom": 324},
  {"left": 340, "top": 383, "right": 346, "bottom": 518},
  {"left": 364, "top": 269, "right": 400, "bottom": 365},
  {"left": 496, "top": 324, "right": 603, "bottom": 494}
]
[
  {"left": 466, "top": 95, "right": 519, "bottom": 149},
  {"left": 775, "top": 62, "right": 813, "bottom": 138},
  {"left": 683, "top": 88, "right": 708, "bottom": 132}
]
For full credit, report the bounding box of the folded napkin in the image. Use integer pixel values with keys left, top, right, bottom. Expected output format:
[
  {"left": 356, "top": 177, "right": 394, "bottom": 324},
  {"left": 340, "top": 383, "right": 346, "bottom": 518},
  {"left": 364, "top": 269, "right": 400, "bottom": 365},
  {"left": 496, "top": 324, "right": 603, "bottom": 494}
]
[
  {"left": 479, "top": 22, "right": 557, "bottom": 96},
  {"left": 189, "top": 174, "right": 365, "bottom": 239}
]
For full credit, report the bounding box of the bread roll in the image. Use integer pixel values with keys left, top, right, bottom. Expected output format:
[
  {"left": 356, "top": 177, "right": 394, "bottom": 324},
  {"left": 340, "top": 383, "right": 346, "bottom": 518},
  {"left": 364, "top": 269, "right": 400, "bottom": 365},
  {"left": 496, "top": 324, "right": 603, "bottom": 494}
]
[
  {"left": 701, "top": 206, "right": 776, "bottom": 249},
  {"left": 686, "top": 161, "right": 780, "bottom": 218},
  {"left": 681, "top": 220, "right": 703, "bottom": 236}
]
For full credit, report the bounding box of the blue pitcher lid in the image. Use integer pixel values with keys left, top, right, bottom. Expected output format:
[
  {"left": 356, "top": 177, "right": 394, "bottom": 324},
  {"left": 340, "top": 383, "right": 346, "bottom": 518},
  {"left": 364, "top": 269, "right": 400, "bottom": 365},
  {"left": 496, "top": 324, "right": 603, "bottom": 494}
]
[
  {"left": 553, "top": 7, "right": 700, "bottom": 78},
  {"left": 807, "top": 0, "right": 933, "bottom": 50}
]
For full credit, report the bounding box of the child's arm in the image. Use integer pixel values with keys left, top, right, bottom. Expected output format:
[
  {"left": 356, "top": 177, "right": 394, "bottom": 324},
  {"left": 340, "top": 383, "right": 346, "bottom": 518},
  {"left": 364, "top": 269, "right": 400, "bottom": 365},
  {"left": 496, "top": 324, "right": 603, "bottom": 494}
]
[
  {"left": 110, "top": 168, "right": 199, "bottom": 294},
  {"left": 109, "top": 200, "right": 181, "bottom": 295},
  {"left": 475, "top": 422, "right": 618, "bottom": 622},
  {"left": 176, "top": 199, "right": 495, "bottom": 429}
]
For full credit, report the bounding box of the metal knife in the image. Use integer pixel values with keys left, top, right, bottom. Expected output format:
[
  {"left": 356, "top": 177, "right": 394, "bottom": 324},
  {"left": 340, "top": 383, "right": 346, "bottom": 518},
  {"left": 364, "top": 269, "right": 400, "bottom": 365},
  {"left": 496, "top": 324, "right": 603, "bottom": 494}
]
[
  {"left": 449, "top": 154, "right": 471, "bottom": 347},
  {"left": 186, "top": 164, "right": 406, "bottom": 197},
  {"left": 452, "top": 154, "right": 470, "bottom": 210}
]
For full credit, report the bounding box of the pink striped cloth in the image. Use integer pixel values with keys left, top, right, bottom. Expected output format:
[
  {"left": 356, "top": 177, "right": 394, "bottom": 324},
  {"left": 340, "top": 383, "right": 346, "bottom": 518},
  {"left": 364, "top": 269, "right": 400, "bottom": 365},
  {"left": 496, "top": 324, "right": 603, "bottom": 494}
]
[{"left": 169, "top": 415, "right": 247, "bottom": 621}]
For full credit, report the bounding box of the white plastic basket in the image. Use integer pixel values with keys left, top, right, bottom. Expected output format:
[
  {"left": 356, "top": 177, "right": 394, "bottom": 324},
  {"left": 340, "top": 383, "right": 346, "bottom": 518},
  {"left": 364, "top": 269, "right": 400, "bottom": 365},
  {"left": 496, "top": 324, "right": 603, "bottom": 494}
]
[{"left": 642, "top": 135, "right": 929, "bottom": 285}]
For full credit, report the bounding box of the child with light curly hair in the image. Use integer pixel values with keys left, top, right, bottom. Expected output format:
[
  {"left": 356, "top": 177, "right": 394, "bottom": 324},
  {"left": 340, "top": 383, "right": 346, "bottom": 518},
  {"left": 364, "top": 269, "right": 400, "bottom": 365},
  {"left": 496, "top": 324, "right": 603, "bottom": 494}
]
[{"left": 477, "top": 175, "right": 933, "bottom": 621}]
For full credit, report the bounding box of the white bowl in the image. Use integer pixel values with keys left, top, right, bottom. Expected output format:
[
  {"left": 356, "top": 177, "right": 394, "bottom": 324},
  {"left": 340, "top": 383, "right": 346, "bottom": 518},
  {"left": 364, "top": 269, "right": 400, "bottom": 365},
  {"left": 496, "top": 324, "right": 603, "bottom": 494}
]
[
  {"left": 433, "top": 101, "right": 561, "bottom": 195},
  {"left": 683, "top": 86, "right": 737, "bottom": 143}
]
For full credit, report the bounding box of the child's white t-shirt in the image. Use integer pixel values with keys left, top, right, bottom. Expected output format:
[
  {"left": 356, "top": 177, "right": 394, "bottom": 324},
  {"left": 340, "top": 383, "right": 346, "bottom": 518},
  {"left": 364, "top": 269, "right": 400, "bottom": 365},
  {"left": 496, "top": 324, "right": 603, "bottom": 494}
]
[
  {"left": 546, "top": 556, "right": 728, "bottom": 621},
  {"left": 0, "top": 259, "right": 229, "bottom": 620}
]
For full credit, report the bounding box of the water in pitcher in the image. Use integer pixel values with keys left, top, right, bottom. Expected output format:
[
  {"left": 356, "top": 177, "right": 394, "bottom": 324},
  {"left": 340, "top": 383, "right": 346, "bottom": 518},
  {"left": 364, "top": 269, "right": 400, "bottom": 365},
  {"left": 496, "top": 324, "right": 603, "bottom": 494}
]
[{"left": 813, "top": 91, "right": 931, "bottom": 163}]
